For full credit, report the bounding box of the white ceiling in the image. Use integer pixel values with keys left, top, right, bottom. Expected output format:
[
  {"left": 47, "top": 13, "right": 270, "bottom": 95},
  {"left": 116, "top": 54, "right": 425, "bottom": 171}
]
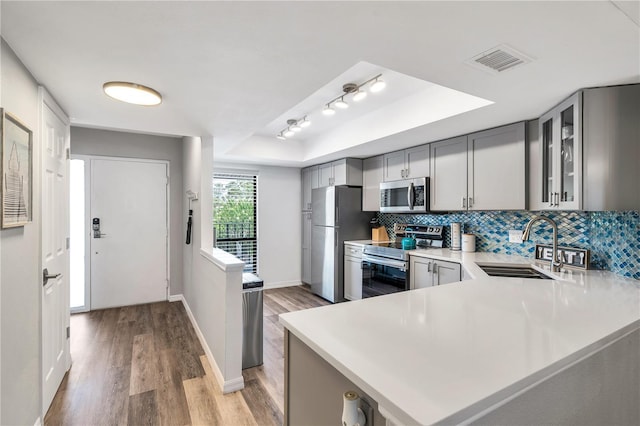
[{"left": 1, "top": 1, "right": 639, "bottom": 167}]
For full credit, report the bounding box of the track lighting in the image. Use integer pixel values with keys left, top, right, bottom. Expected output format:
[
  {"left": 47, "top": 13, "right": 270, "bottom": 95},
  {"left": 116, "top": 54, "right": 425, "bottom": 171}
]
[
  {"left": 275, "top": 73, "right": 386, "bottom": 139},
  {"left": 288, "top": 119, "right": 302, "bottom": 132}
]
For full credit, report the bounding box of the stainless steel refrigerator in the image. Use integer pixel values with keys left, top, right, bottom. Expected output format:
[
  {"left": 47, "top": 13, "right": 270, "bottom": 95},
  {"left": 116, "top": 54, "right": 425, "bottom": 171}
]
[{"left": 311, "top": 186, "right": 371, "bottom": 302}]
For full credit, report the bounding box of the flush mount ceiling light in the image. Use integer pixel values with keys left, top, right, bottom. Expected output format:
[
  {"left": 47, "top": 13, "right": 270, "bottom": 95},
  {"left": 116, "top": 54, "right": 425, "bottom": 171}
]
[
  {"left": 103, "top": 81, "right": 162, "bottom": 106},
  {"left": 275, "top": 73, "right": 386, "bottom": 140}
]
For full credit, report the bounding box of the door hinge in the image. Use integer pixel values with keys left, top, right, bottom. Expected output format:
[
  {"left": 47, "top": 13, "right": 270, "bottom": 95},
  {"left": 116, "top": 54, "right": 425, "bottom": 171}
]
[
  {"left": 66, "top": 236, "right": 70, "bottom": 250},
  {"left": 66, "top": 148, "right": 70, "bottom": 160},
  {"left": 66, "top": 326, "right": 70, "bottom": 339}
]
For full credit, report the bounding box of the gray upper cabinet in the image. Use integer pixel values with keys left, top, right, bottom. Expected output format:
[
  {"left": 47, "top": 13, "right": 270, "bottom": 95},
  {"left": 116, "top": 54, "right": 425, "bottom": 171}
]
[
  {"left": 430, "top": 136, "right": 468, "bottom": 211},
  {"left": 318, "top": 158, "right": 363, "bottom": 187},
  {"left": 582, "top": 84, "right": 639, "bottom": 210},
  {"left": 531, "top": 84, "right": 639, "bottom": 211},
  {"left": 362, "top": 155, "right": 383, "bottom": 211},
  {"left": 301, "top": 166, "right": 319, "bottom": 211},
  {"left": 468, "top": 122, "right": 526, "bottom": 210},
  {"left": 383, "top": 144, "right": 429, "bottom": 181},
  {"left": 430, "top": 122, "right": 526, "bottom": 211}
]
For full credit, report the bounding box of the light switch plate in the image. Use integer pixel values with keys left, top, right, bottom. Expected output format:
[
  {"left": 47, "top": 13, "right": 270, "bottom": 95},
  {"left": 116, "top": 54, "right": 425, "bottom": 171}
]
[{"left": 509, "top": 229, "right": 524, "bottom": 243}]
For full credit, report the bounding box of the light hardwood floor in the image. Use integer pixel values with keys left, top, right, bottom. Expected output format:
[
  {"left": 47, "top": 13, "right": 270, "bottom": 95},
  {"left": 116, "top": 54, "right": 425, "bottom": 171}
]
[{"left": 44, "top": 285, "right": 329, "bottom": 426}]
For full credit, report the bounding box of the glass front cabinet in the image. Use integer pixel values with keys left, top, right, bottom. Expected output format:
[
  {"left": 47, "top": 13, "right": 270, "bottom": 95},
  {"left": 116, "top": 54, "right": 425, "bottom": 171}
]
[{"left": 538, "top": 92, "right": 582, "bottom": 210}]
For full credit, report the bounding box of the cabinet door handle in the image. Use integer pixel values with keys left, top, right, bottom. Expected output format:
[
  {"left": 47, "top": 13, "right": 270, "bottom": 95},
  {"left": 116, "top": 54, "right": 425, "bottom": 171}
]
[
  {"left": 427, "top": 261, "right": 431, "bottom": 272},
  {"left": 468, "top": 197, "right": 473, "bottom": 208},
  {"left": 554, "top": 192, "right": 560, "bottom": 207},
  {"left": 462, "top": 197, "right": 467, "bottom": 209},
  {"left": 405, "top": 168, "right": 409, "bottom": 178},
  {"left": 549, "top": 192, "right": 554, "bottom": 207}
]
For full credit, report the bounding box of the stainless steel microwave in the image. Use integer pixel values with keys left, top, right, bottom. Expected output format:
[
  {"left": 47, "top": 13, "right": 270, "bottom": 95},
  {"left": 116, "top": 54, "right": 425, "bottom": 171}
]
[{"left": 380, "top": 177, "right": 429, "bottom": 213}]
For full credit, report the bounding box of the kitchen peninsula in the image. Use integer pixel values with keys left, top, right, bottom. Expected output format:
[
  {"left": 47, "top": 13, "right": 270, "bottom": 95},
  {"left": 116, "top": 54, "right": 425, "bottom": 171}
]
[{"left": 280, "top": 252, "right": 640, "bottom": 425}]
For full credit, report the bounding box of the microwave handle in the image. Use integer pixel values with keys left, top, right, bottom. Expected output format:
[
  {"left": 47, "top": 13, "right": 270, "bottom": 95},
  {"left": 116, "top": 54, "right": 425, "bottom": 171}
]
[{"left": 408, "top": 182, "right": 415, "bottom": 210}]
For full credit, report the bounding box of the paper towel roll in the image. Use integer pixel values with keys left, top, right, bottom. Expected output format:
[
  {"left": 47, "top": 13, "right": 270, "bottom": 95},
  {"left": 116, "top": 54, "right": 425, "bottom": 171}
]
[
  {"left": 450, "top": 222, "right": 461, "bottom": 251},
  {"left": 462, "top": 233, "right": 476, "bottom": 252}
]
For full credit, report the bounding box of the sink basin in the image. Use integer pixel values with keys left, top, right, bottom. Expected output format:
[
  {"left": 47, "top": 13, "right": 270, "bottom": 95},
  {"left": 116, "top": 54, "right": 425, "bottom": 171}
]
[{"left": 476, "top": 263, "right": 553, "bottom": 280}]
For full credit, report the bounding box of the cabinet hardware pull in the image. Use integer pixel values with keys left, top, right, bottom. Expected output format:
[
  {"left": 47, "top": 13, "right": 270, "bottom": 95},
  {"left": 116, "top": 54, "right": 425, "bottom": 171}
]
[
  {"left": 554, "top": 192, "right": 560, "bottom": 207},
  {"left": 462, "top": 197, "right": 467, "bottom": 209},
  {"left": 427, "top": 261, "right": 431, "bottom": 272},
  {"left": 549, "top": 192, "right": 554, "bottom": 207},
  {"left": 468, "top": 197, "right": 473, "bottom": 208}
]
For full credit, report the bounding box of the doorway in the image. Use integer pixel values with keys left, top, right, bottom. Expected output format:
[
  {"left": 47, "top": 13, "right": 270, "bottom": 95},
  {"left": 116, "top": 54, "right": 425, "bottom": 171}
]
[{"left": 69, "top": 156, "right": 169, "bottom": 311}]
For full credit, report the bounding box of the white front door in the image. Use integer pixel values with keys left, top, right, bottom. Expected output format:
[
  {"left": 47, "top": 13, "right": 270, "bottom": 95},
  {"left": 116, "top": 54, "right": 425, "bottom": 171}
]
[
  {"left": 90, "top": 158, "right": 168, "bottom": 310},
  {"left": 40, "top": 90, "right": 71, "bottom": 414}
]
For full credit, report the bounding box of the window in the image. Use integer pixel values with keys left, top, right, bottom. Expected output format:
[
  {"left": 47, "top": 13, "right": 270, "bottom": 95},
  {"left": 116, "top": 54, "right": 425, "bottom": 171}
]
[{"left": 213, "top": 172, "right": 257, "bottom": 273}]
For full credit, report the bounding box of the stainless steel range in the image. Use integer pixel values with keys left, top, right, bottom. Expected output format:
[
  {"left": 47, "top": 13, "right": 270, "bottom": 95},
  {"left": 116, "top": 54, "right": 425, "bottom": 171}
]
[{"left": 361, "top": 225, "right": 444, "bottom": 298}]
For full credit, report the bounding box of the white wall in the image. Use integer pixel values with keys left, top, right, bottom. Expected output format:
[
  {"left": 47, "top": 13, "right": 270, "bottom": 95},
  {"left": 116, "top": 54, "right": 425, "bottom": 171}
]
[
  {"left": 70, "top": 127, "right": 184, "bottom": 296},
  {"left": 0, "top": 38, "right": 43, "bottom": 425},
  {"left": 214, "top": 162, "right": 302, "bottom": 288},
  {"left": 182, "top": 137, "right": 243, "bottom": 392}
]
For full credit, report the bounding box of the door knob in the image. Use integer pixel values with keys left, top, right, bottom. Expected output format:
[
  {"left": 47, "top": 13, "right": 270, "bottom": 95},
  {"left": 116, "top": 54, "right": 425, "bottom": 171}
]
[{"left": 43, "top": 268, "right": 61, "bottom": 286}]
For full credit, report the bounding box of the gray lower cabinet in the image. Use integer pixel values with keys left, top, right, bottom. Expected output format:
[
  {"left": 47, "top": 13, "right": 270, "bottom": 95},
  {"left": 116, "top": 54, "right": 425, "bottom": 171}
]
[
  {"left": 285, "top": 331, "right": 387, "bottom": 425},
  {"left": 344, "top": 243, "right": 363, "bottom": 300},
  {"left": 410, "top": 256, "right": 461, "bottom": 289}
]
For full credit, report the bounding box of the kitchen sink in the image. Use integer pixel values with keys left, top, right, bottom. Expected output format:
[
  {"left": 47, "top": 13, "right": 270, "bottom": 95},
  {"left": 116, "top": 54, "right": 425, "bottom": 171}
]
[{"left": 476, "top": 263, "right": 553, "bottom": 280}]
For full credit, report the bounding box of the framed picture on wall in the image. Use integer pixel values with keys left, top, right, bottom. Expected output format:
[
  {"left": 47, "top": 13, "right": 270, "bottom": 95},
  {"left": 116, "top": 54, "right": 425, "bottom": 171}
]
[{"left": 1, "top": 109, "right": 33, "bottom": 228}]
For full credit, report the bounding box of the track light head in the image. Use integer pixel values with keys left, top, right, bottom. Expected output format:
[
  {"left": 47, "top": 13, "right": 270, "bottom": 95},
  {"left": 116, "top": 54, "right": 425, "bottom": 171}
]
[
  {"left": 370, "top": 77, "right": 386, "bottom": 93},
  {"left": 335, "top": 96, "right": 349, "bottom": 109},
  {"left": 323, "top": 104, "right": 336, "bottom": 116}
]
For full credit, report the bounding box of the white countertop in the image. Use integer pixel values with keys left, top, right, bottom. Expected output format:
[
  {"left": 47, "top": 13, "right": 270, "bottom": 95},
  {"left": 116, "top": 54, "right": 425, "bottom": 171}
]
[{"left": 280, "top": 250, "right": 640, "bottom": 425}]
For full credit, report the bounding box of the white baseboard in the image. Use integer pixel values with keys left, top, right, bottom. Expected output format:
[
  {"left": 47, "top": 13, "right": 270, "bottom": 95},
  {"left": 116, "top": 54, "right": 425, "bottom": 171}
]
[
  {"left": 168, "top": 293, "right": 184, "bottom": 303},
  {"left": 263, "top": 280, "right": 302, "bottom": 290},
  {"left": 178, "top": 296, "right": 245, "bottom": 394}
]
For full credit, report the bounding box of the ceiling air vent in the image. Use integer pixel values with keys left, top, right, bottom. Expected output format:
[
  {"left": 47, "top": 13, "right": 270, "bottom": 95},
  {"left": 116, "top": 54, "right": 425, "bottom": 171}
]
[{"left": 466, "top": 44, "right": 532, "bottom": 74}]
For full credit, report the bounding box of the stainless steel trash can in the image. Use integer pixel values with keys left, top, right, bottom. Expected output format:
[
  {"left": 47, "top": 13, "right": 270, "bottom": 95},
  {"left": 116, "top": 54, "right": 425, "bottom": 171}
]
[{"left": 242, "top": 273, "right": 263, "bottom": 369}]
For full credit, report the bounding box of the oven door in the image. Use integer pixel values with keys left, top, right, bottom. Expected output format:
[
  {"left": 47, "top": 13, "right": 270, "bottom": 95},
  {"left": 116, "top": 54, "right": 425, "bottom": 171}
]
[{"left": 361, "top": 254, "right": 409, "bottom": 299}]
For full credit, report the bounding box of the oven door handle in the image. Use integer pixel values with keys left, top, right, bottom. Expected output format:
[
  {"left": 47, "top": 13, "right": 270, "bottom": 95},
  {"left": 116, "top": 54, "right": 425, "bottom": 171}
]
[{"left": 362, "top": 254, "right": 407, "bottom": 270}]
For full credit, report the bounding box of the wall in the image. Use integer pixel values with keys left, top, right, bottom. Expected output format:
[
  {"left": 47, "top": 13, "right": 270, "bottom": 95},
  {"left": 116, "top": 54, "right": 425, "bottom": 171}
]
[
  {"left": 182, "top": 137, "right": 243, "bottom": 392},
  {"left": 0, "top": 38, "right": 42, "bottom": 425},
  {"left": 70, "top": 127, "right": 184, "bottom": 295},
  {"left": 214, "top": 162, "right": 301, "bottom": 288},
  {"left": 378, "top": 210, "right": 640, "bottom": 280}
]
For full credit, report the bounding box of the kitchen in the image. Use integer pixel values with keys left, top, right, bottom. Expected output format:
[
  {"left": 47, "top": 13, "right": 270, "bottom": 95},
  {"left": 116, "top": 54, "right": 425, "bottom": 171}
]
[{"left": 1, "top": 1, "right": 639, "bottom": 425}]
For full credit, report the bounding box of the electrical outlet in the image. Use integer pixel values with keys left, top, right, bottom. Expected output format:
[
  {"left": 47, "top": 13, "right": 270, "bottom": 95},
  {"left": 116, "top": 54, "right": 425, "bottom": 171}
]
[{"left": 509, "top": 229, "right": 524, "bottom": 243}]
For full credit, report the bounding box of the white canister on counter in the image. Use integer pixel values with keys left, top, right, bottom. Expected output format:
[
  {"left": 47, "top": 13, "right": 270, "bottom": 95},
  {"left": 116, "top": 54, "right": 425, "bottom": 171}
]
[
  {"left": 450, "top": 222, "right": 461, "bottom": 251},
  {"left": 462, "top": 233, "right": 476, "bottom": 252}
]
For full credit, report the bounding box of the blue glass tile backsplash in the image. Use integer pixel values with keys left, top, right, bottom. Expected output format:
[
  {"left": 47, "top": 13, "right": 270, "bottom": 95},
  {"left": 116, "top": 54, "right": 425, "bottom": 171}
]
[{"left": 376, "top": 210, "right": 640, "bottom": 280}]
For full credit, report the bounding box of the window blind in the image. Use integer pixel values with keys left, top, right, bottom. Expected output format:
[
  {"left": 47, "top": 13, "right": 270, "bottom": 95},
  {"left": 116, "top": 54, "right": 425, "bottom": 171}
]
[{"left": 213, "top": 173, "right": 258, "bottom": 274}]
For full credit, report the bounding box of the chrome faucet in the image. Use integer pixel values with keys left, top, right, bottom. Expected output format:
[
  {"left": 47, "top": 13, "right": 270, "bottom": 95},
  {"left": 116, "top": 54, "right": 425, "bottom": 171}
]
[{"left": 522, "top": 215, "right": 563, "bottom": 272}]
